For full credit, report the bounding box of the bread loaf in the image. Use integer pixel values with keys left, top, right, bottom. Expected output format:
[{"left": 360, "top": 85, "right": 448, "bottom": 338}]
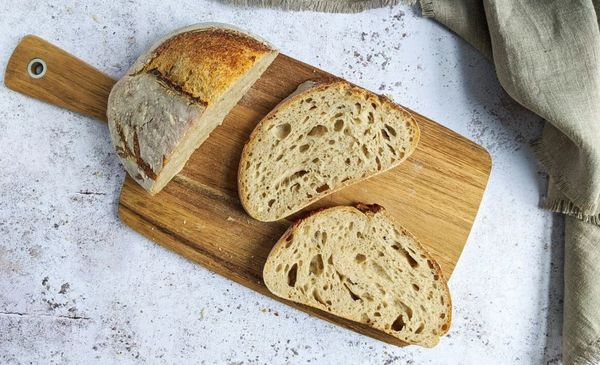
[
  {"left": 108, "top": 23, "right": 278, "bottom": 194},
  {"left": 238, "top": 80, "right": 419, "bottom": 221},
  {"left": 263, "top": 204, "right": 451, "bottom": 347}
]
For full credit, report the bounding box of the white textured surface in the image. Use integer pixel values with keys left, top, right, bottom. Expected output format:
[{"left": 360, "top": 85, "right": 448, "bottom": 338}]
[{"left": 0, "top": 1, "right": 562, "bottom": 364}]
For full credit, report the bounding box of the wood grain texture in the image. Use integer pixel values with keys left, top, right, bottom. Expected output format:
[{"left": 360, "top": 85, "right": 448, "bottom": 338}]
[
  {"left": 4, "top": 35, "right": 114, "bottom": 121},
  {"left": 4, "top": 35, "right": 491, "bottom": 347}
]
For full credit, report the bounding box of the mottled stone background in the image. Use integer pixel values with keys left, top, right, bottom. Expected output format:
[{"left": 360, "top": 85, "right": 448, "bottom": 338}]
[{"left": 0, "top": 1, "right": 562, "bottom": 364}]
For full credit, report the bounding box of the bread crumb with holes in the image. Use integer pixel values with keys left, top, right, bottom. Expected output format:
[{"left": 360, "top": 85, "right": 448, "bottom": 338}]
[{"left": 262, "top": 204, "right": 451, "bottom": 348}]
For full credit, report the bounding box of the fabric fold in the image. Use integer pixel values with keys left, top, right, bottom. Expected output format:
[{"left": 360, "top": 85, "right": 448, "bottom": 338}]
[
  {"left": 483, "top": 0, "right": 600, "bottom": 217},
  {"left": 419, "top": 0, "right": 492, "bottom": 59},
  {"left": 564, "top": 216, "right": 600, "bottom": 365}
]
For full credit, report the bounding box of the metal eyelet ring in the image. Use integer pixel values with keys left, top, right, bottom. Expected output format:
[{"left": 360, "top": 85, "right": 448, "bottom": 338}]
[{"left": 27, "top": 58, "right": 47, "bottom": 79}]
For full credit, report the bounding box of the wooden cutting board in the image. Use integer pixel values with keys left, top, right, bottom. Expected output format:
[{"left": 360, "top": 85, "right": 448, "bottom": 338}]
[{"left": 5, "top": 35, "right": 491, "bottom": 346}]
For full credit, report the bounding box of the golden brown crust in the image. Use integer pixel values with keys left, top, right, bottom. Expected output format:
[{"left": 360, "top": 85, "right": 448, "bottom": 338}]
[
  {"left": 108, "top": 24, "right": 277, "bottom": 195},
  {"left": 143, "top": 28, "right": 273, "bottom": 105},
  {"left": 238, "top": 78, "right": 421, "bottom": 222},
  {"left": 355, "top": 203, "right": 384, "bottom": 214}
]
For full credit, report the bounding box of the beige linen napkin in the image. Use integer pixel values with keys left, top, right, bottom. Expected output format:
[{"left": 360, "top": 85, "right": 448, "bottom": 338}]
[{"left": 220, "top": 0, "right": 600, "bottom": 363}]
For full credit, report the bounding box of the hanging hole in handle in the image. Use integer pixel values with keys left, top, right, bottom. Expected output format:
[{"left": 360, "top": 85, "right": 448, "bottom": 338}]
[{"left": 27, "top": 58, "right": 47, "bottom": 79}]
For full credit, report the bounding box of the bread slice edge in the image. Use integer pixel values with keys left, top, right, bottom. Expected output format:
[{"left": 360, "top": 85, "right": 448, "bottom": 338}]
[
  {"left": 238, "top": 79, "right": 421, "bottom": 221},
  {"left": 262, "top": 204, "right": 452, "bottom": 348}
]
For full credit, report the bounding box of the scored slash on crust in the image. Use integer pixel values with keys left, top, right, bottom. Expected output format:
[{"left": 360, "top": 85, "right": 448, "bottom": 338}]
[{"left": 107, "top": 23, "right": 278, "bottom": 195}]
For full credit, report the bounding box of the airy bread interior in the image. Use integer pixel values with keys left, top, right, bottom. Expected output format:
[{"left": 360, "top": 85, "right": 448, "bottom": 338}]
[
  {"left": 151, "top": 52, "right": 277, "bottom": 193},
  {"left": 263, "top": 205, "right": 451, "bottom": 348},
  {"left": 239, "top": 80, "right": 419, "bottom": 221}
]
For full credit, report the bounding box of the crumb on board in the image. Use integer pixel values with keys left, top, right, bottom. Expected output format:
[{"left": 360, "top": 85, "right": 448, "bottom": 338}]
[{"left": 226, "top": 216, "right": 236, "bottom": 222}]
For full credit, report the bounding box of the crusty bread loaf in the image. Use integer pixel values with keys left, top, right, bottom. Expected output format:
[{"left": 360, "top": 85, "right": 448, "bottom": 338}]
[
  {"left": 108, "top": 23, "right": 278, "bottom": 195},
  {"left": 263, "top": 204, "right": 451, "bottom": 348},
  {"left": 238, "top": 80, "right": 419, "bottom": 222}
]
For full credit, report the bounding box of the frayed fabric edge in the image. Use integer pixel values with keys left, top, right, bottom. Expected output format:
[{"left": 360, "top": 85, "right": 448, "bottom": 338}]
[
  {"left": 419, "top": 0, "right": 435, "bottom": 17},
  {"left": 545, "top": 199, "right": 600, "bottom": 226},
  {"left": 218, "top": 0, "right": 416, "bottom": 13},
  {"left": 532, "top": 139, "right": 600, "bottom": 224}
]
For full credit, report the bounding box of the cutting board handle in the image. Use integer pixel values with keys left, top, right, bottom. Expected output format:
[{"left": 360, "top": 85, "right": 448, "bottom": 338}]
[{"left": 4, "top": 35, "right": 116, "bottom": 122}]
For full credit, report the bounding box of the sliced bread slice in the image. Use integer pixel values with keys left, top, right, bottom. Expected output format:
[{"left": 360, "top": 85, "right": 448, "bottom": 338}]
[
  {"left": 108, "top": 23, "right": 278, "bottom": 195},
  {"left": 238, "top": 80, "right": 419, "bottom": 221},
  {"left": 263, "top": 204, "right": 451, "bottom": 348}
]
